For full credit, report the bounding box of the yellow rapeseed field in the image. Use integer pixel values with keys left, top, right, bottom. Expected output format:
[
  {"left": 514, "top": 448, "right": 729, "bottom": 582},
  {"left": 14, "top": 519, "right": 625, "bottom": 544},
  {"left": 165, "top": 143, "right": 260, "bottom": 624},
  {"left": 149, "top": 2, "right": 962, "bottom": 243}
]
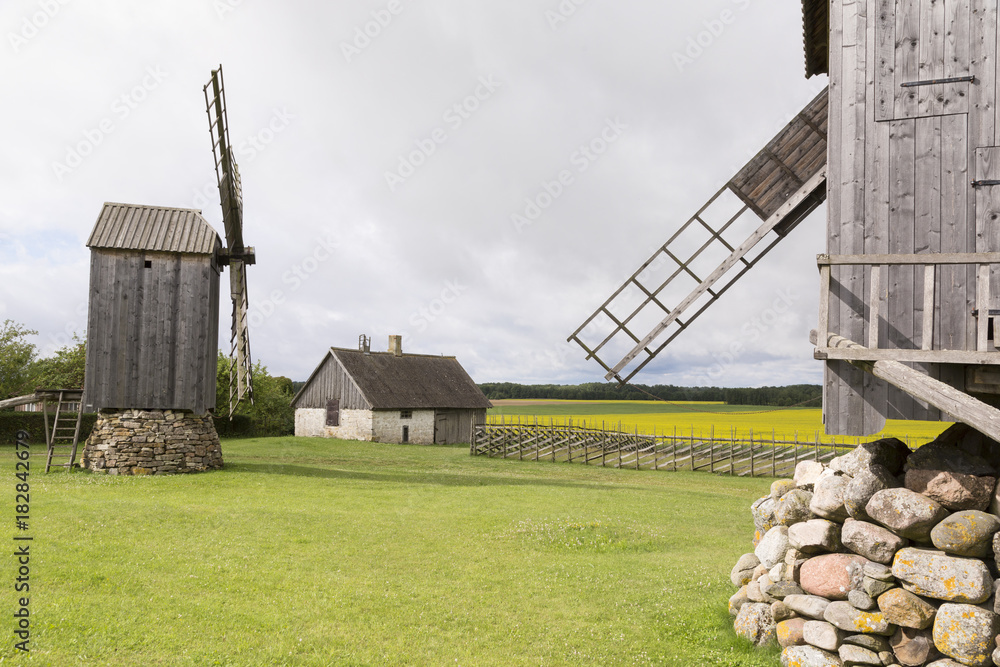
[{"left": 487, "top": 399, "right": 949, "bottom": 448}]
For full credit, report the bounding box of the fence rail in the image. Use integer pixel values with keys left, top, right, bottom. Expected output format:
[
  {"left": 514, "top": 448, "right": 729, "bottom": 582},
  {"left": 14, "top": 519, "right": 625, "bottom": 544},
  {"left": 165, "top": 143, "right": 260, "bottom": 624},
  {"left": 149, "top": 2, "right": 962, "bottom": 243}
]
[{"left": 471, "top": 421, "right": 864, "bottom": 478}]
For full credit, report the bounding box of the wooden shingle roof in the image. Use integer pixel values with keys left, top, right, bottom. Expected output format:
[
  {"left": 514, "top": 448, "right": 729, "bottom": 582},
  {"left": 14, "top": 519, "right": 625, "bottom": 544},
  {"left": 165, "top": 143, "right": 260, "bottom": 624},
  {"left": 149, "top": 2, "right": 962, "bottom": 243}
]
[
  {"left": 87, "top": 202, "right": 222, "bottom": 255},
  {"left": 802, "top": 0, "right": 829, "bottom": 78}
]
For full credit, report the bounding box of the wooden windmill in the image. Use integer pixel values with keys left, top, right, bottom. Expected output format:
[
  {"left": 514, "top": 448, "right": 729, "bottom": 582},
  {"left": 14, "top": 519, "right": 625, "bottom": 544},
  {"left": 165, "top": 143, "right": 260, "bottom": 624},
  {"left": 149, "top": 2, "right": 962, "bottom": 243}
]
[
  {"left": 79, "top": 66, "right": 256, "bottom": 475},
  {"left": 571, "top": 2, "right": 1000, "bottom": 442},
  {"left": 204, "top": 64, "right": 255, "bottom": 417}
]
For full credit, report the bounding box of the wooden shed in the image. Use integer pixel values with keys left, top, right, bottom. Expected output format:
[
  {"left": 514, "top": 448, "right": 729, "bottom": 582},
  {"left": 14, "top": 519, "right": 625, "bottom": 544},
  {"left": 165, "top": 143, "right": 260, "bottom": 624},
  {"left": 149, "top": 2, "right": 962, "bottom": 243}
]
[
  {"left": 292, "top": 337, "right": 492, "bottom": 445},
  {"left": 83, "top": 202, "right": 222, "bottom": 415},
  {"left": 806, "top": 0, "right": 1000, "bottom": 435}
]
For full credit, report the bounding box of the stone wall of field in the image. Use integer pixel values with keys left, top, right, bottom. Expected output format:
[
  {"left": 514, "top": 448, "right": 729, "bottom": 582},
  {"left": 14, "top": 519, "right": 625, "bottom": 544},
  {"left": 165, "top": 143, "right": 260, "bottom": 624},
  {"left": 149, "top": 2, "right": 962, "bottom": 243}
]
[
  {"left": 729, "top": 424, "right": 1000, "bottom": 667},
  {"left": 81, "top": 409, "right": 223, "bottom": 475}
]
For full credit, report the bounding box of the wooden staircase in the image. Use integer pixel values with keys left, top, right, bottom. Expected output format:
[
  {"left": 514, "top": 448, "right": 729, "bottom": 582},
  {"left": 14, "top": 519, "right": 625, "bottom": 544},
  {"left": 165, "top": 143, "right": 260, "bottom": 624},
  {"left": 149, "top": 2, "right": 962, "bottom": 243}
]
[{"left": 41, "top": 390, "right": 84, "bottom": 473}]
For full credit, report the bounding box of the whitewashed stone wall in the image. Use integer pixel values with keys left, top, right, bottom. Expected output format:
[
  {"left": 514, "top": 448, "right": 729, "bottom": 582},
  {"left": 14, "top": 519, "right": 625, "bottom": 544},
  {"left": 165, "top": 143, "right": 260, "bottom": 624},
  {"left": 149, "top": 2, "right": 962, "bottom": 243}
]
[
  {"left": 294, "top": 408, "right": 374, "bottom": 441},
  {"left": 373, "top": 409, "right": 435, "bottom": 444}
]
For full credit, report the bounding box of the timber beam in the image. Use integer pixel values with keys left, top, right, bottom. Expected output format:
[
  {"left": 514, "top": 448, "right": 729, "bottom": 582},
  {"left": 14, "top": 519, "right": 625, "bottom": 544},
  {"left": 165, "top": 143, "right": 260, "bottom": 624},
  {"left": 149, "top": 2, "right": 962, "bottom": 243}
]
[{"left": 811, "top": 330, "right": 1000, "bottom": 442}]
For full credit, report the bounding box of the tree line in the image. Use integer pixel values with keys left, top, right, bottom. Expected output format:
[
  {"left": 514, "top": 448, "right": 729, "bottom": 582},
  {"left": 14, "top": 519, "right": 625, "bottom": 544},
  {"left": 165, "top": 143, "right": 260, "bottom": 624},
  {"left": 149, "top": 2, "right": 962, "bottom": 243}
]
[
  {"left": 477, "top": 382, "right": 823, "bottom": 407},
  {"left": 0, "top": 320, "right": 295, "bottom": 436}
]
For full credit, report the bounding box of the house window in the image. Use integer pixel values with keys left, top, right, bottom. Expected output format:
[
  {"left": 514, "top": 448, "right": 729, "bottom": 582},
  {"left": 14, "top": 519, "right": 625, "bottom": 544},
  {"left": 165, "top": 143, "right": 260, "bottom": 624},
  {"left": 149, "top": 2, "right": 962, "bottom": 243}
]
[
  {"left": 402, "top": 425, "right": 409, "bottom": 443},
  {"left": 326, "top": 399, "right": 340, "bottom": 426},
  {"left": 400, "top": 410, "right": 412, "bottom": 419},
  {"left": 144, "top": 260, "right": 152, "bottom": 269}
]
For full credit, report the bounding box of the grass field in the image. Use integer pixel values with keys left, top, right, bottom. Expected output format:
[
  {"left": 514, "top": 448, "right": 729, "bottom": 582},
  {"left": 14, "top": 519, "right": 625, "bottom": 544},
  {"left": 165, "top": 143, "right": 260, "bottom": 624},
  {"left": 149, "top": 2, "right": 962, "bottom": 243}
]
[
  {"left": 487, "top": 399, "right": 950, "bottom": 447},
  {"left": 2, "top": 438, "right": 780, "bottom": 666}
]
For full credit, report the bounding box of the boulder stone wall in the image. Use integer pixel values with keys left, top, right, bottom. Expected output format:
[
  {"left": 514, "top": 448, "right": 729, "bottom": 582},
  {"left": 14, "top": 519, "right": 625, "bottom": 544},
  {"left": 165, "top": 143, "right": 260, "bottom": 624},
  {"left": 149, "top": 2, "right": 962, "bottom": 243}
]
[
  {"left": 730, "top": 424, "right": 1000, "bottom": 667},
  {"left": 81, "top": 409, "right": 223, "bottom": 475}
]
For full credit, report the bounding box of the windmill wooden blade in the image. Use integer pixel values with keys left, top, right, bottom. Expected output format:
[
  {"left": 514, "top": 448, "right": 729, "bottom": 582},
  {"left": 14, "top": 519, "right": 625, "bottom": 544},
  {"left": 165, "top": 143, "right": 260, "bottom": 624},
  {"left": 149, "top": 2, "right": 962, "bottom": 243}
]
[
  {"left": 205, "top": 65, "right": 254, "bottom": 416},
  {"left": 204, "top": 66, "right": 245, "bottom": 252},
  {"left": 569, "top": 88, "right": 829, "bottom": 384},
  {"left": 229, "top": 258, "right": 253, "bottom": 416}
]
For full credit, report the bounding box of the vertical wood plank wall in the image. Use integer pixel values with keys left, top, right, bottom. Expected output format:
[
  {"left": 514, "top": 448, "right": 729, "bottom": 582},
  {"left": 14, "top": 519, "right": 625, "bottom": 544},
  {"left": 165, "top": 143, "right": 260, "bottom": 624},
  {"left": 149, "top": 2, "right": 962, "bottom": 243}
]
[
  {"left": 824, "top": 0, "right": 998, "bottom": 435},
  {"left": 83, "top": 250, "right": 221, "bottom": 414},
  {"left": 292, "top": 353, "right": 373, "bottom": 411}
]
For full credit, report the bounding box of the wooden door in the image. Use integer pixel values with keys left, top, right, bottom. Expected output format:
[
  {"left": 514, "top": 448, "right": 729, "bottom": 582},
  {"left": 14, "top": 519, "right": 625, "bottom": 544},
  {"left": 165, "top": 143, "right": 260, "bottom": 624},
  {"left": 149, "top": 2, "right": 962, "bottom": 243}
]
[{"left": 875, "top": 0, "right": 973, "bottom": 121}]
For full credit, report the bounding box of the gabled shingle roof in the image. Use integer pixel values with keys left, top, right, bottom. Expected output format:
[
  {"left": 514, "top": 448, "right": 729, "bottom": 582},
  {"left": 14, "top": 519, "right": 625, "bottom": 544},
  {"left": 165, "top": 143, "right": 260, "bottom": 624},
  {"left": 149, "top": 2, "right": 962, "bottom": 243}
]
[
  {"left": 87, "top": 202, "right": 222, "bottom": 255},
  {"left": 332, "top": 348, "right": 492, "bottom": 410},
  {"left": 802, "top": 0, "right": 829, "bottom": 78}
]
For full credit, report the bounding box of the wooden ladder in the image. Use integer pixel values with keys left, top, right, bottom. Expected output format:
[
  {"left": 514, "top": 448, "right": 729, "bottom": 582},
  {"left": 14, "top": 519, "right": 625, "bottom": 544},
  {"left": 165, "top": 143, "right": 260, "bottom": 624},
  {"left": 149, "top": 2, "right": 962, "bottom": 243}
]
[{"left": 42, "top": 390, "right": 84, "bottom": 473}]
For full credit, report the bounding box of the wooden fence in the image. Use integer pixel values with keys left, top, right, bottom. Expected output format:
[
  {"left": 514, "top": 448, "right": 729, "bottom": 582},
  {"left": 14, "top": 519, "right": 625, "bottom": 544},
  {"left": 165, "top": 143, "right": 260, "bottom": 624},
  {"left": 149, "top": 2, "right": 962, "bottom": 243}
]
[{"left": 470, "top": 421, "right": 864, "bottom": 478}]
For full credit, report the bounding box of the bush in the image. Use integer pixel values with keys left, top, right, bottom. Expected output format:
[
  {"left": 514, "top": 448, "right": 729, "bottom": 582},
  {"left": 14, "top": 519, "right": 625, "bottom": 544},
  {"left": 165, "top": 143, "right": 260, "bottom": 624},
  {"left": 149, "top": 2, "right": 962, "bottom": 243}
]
[{"left": 0, "top": 412, "right": 98, "bottom": 446}]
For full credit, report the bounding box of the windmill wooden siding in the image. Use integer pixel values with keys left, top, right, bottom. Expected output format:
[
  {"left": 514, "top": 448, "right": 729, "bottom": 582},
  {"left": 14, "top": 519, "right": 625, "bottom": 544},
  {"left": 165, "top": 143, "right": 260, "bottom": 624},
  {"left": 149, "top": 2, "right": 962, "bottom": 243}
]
[
  {"left": 808, "top": 0, "right": 1000, "bottom": 435},
  {"left": 83, "top": 203, "right": 222, "bottom": 415},
  {"left": 292, "top": 343, "right": 491, "bottom": 445}
]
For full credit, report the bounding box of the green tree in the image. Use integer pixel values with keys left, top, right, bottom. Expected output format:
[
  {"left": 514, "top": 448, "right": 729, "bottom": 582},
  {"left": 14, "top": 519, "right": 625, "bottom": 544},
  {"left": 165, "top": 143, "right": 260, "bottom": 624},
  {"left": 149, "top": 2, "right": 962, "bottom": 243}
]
[
  {"left": 216, "top": 352, "right": 295, "bottom": 436},
  {"left": 32, "top": 333, "right": 86, "bottom": 390},
  {"left": 0, "top": 320, "right": 38, "bottom": 399}
]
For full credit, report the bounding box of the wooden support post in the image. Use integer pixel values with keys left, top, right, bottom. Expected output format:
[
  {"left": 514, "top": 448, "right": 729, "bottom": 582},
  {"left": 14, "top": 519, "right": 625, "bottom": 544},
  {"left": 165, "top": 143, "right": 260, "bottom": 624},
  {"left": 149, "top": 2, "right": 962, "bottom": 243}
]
[
  {"left": 772, "top": 428, "right": 776, "bottom": 477},
  {"left": 750, "top": 429, "right": 755, "bottom": 477},
  {"left": 979, "top": 264, "right": 991, "bottom": 351},
  {"left": 869, "top": 265, "right": 881, "bottom": 348},
  {"left": 922, "top": 265, "right": 935, "bottom": 351},
  {"left": 729, "top": 426, "right": 736, "bottom": 476},
  {"left": 689, "top": 426, "right": 695, "bottom": 471},
  {"left": 818, "top": 263, "right": 831, "bottom": 345}
]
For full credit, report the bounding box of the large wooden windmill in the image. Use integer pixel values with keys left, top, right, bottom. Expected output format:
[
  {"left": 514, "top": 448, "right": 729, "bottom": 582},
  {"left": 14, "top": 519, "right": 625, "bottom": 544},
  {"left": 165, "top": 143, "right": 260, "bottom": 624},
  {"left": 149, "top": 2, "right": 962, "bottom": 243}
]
[
  {"left": 80, "top": 66, "right": 255, "bottom": 475},
  {"left": 571, "top": 2, "right": 1000, "bottom": 442}
]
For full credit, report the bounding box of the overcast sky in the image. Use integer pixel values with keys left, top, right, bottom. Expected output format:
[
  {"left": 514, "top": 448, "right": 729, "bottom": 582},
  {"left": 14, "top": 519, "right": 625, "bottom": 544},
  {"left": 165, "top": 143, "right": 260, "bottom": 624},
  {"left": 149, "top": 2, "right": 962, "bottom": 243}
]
[{"left": 0, "top": 0, "right": 829, "bottom": 387}]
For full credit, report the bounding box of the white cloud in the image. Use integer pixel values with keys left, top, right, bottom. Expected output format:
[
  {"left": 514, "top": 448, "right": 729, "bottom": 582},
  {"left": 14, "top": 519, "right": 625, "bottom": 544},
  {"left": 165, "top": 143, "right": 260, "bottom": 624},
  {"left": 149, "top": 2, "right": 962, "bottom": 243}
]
[{"left": 0, "top": 0, "right": 827, "bottom": 388}]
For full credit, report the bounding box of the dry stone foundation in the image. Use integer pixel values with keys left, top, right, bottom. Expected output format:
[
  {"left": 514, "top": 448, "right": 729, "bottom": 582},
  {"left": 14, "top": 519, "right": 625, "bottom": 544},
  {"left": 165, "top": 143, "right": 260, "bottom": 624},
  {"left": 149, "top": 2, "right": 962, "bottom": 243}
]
[
  {"left": 81, "top": 409, "right": 223, "bottom": 475},
  {"left": 729, "top": 424, "right": 1000, "bottom": 667}
]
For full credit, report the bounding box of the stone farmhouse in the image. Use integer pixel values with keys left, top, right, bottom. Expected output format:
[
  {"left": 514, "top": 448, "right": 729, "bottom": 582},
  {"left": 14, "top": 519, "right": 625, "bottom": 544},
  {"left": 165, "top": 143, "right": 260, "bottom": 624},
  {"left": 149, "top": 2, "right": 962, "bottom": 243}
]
[{"left": 292, "top": 336, "right": 492, "bottom": 445}]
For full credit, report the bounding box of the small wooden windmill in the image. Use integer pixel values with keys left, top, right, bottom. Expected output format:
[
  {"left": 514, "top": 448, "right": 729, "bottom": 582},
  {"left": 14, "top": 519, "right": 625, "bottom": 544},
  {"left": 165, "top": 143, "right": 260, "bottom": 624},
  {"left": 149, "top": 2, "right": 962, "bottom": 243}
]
[{"left": 80, "top": 66, "right": 256, "bottom": 475}]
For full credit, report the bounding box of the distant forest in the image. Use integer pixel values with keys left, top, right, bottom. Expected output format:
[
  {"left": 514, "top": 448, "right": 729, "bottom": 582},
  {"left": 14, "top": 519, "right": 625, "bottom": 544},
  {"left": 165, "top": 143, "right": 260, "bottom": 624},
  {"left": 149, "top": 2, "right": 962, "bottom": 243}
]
[{"left": 477, "top": 382, "right": 823, "bottom": 407}]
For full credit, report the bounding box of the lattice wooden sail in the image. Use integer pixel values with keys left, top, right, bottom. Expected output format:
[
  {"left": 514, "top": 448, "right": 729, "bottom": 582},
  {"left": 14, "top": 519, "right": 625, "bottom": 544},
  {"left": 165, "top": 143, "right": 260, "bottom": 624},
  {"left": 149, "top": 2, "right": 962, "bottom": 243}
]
[
  {"left": 569, "top": 88, "right": 829, "bottom": 383},
  {"left": 205, "top": 66, "right": 255, "bottom": 416}
]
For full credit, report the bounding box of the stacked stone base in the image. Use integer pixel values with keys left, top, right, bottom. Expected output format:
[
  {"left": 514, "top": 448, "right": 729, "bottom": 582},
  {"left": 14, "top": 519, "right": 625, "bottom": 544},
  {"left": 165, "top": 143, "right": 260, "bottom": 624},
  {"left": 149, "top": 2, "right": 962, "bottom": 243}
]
[
  {"left": 730, "top": 425, "right": 1000, "bottom": 667},
  {"left": 82, "top": 409, "right": 223, "bottom": 475}
]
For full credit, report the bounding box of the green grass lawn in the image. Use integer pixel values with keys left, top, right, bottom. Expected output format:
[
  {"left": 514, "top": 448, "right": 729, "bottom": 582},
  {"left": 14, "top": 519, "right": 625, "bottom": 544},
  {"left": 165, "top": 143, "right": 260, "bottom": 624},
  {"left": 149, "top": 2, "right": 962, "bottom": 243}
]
[{"left": 2, "top": 438, "right": 779, "bottom": 666}]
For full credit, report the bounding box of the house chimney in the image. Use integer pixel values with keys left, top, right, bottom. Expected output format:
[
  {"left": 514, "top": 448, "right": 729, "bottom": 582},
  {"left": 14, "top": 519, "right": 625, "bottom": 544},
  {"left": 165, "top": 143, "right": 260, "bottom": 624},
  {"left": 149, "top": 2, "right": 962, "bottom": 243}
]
[{"left": 388, "top": 335, "right": 403, "bottom": 357}]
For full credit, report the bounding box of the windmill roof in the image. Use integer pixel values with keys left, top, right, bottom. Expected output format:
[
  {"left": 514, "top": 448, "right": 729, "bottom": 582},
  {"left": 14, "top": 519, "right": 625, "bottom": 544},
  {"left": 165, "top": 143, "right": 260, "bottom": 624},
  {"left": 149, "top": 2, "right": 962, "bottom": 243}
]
[
  {"left": 294, "top": 347, "right": 493, "bottom": 411},
  {"left": 87, "top": 202, "right": 222, "bottom": 255},
  {"left": 802, "top": 0, "right": 829, "bottom": 78}
]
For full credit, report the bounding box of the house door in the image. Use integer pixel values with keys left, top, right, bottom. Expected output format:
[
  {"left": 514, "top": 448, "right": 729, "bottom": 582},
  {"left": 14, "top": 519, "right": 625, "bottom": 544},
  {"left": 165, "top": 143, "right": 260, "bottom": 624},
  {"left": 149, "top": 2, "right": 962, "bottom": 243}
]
[{"left": 434, "top": 411, "right": 462, "bottom": 445}]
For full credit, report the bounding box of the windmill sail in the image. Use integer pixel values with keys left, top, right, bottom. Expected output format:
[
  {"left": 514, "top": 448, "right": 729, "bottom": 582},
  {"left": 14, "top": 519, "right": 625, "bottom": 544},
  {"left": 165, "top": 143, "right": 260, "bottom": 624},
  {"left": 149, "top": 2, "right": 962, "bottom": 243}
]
[
  {"left": 205, "top": 65, "right": 254, "bottom": 416},
  {"left": 569, "top": 88, "right": 829, "bottom": 384}
]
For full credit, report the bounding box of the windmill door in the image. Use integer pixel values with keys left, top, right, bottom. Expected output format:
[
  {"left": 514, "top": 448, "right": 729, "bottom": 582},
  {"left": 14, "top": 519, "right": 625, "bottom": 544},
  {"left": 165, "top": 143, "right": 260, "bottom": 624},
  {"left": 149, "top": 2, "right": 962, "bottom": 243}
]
[
  {"left": 865, "top": 0, "right": 977, "bottom": 353},
  {"left": 874, "top": 0, "right": 973, "bottom": 122}
]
